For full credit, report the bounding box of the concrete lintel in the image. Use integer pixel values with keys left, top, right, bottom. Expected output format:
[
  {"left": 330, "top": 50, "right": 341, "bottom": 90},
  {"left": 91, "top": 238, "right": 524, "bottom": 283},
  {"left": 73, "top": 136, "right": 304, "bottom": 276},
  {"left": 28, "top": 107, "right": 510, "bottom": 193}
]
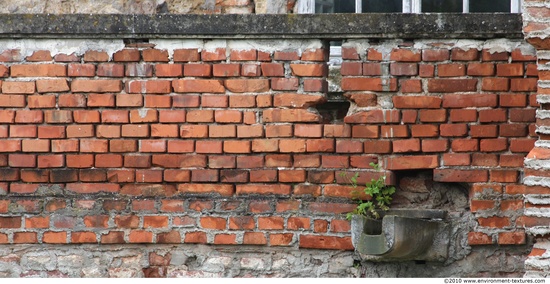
[{"left": 0, "top": 13, "right": 523, "bottom": 40}]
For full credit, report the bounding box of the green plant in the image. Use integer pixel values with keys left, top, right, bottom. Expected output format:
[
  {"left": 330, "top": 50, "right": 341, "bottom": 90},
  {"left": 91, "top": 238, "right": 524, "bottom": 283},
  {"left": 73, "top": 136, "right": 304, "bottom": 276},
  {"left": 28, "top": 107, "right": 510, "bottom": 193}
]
[{"left": 343, "top": 162, "right": 396, "bottom": 220}]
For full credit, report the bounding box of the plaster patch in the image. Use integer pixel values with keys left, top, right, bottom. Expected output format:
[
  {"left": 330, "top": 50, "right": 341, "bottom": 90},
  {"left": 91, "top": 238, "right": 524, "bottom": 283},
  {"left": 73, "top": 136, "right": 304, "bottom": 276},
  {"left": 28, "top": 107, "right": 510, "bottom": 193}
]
[
  {"left": 536, "top": 110, "right": 550, "bottom": 120},
  {"left": 0, "top": 39, "right": 125, "bottom": 59},
  {"left": 534, "top": 140, "right": 550, "bottom": 149},
  {"left": 524, "top": 208, "right": 550, "bottom": 217},
  {"left": 523, "top": 176, "right": 550, "bottom": 187},
  {"left": 526, "top": 196, "right": 550, "bottom": 205},
  {"left": 482, "top": 39, "right": 522, "bottom": 53}
]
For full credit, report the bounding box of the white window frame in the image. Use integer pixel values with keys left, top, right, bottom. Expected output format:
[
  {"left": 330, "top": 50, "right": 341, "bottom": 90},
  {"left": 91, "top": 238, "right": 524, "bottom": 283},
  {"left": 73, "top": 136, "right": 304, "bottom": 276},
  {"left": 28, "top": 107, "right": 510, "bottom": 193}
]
[{"left": 297, "top": 0, "right": 522, "bottom": 14}]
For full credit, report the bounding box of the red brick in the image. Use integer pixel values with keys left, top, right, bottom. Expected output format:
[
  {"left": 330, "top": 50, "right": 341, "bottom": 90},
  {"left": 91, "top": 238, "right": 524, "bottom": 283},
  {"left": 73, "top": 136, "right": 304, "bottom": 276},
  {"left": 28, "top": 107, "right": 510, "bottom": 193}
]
[
  {"left": 173, "top": 49, "right": 200, "bottom": 62},
  {"left": 510, "top": 108, "right": 536, "bottom": 122},
  {"left": 419, "top": 109, "right": 446, "bottom": 122},
  {"left": 263, "top": 109, "right": 320, "bottom": 123},
  {"left": 11, "top": 64, "right": 66, "bottom": 77},
  {"left": 299, "top": 235, "right": 353, "bottom": 250},
  {"left": 273, "top": 93, "right": 326, "bottom": 108},
  {"left": 237, "top": 184, "right": 290, "bottom": 195},
  {"left": 293, "top": 154, "right": 321, "bottom": 168},
  {"left": 341, "top": 62, "right": 362, "bottom": 75},
  {"left": 258, "top": 216, "right": 284, "bottom": 230},
  {"left": 271, "top": 78, "right": 299, "bottom": 91},
  {"left": 242, "top": 64, "right": 261, "bottom": 76},
  {"left": 155, "top": 64, "right": 183, "bottom": 77},
  {"left": 13, "top": 232, "right": 38, "bottom": 244},
  {"left": 500, "top": 94, "right": 527, "bottom": 107},
  {"left": 230, "top": 49, "right": 257, "bottom": 61},
  {"left": 71, "top": 232, "right": 97, "bottom": 244},
  {"left": 443, "top": 153, "right": 470, "bottom": 166},
  {"left": 201, "top": 48, "right": 226, "bottom": 61},
  {"left": 100, "top": 231, "right": 125, "bottom": 244},
  {"left": 482, "top": 78, "right": 510, "bottom": 91},
  {"left": 391, "top": 49, "right": 421, "bottom": 62},
  {"left": 302, "top": 48, "right": 327, "bottom": 61},
  {"left": 468, "top": 232, "right": 493, "bottom": 245},
  {"left": 306, "top": 139, "right": 335, "bottom": 153},
  {"left": 273, "top": 50, "right": 299, "bottom": 61},
  {"left": 390, "top": 63, "right": 418, "bottom": 76},
  {"left": 470, "top": 125, "right": 498, "bottom": 138},
  {"left": 364, "top": 140, "right": 392, "bottom": 154},
  {"left": 411, "top": 125, "right": 439, "bottom": 138},
  {"left": 183, "top": 63, "right": 212, "bottom": 77},
  {"left": 510, "top": 139, "right": 535, "bottom": 153},
  {"left": 129, "top": 231, "right": 153, "bottom": 243},
  {"left": 479, "top": 138, "right": 507, "bottom": 152},
  {"left": 88, "top": 94, "right": 115, "bottom": 107},
  {"left": 451, "top": 139, "right": 479, "bottom": 152},
  {"left": 422, "top": 139, "right": 449, "bottom": 152},
  {"left": 167, "top": 140, "right": 195, "bottom": 153},
  {"left": 321, "top": 155, "right": 349, "bottom": 169},
  {"left": 497, "top": 63, "right": 524, "bottom": 77},
  {"left": 437, "top": 124, "right": 467, "bottom": 138},
  {"left": 341, "top": 78, "right": 398, "bottom": 92},
  {"left": 68, "top": 63, "right": 95, "bottom": 77},
  {"left": 71, "top": 79, "right": 122, "bottom": 93},
  {"left": 393, "top": 96, "right": 441, "bottom": 109},
  {"left": 96, "top": 63, "right": 124, "bottom": 77},
  {"left": 266, "top": 125, "right": 293, "bottom": 137},
  {"left": 342, "top": 47, "right": 359, "bottom": 60},
  {"left": 443, "top": 94, "right": 497, "bottom": 108},
  {"left": 490, "top": 170, "right": 518, "bottom": 183},
  {"left": 481, "top": 50, "right": 509, "bottom": 61},
  {"left": 290, "top": 64, "right": 326, "bottom": 77},
  {"left": 142, "top": 49, "right": 169, "bottom": 62},
  {"left": 472, "top": 153, "right": 498, "bottom": 167},
  {"left": 345, "top": 110, "right": 400, "bottom": 124},
  {"left": 498, "top": 232, "right": 526, "bottom": 245},
  {"left": 112, "top": 48, "right": 141, "bottom": 62},
  {"left": 451, "top": 48, "right": 479, "bottom": 61},
  {"left": 449, "top": 109, "right": 477, "bottom": 122},
  {"left": 0, "top": 49, "right": 21, "bottom": 62},
  {"left": 428, "top": 79, "right": 477, "bottom": 92},
  {"left": 362, "top": 63, "right": 381, "bottom": 76},
  {"left": 43, "top": 232, "right": 67, "bottom": 244},
  {"left": 467, "top": 63, "right": 495, "bottom": 76},
  {"left": 385, "top": 155, "right": 438, "bottom": 170},
  {"left": 478, "top": 216, "right": 510, "bottom": 228},
  {"left": 172, "top": 79, "right": 225, "bottom": 93},
  {"left": 65, "top": 183, "right": 120, "bottom": 194},
  {"left": 178, "top": 183, "right": 234, "bottom": 196},
  {"left": 126, "top": 80, "right": 171, "bottom": 94},
  {"left": 511, "top": 78, "right": 537, "bottom": 91},
  {"left": 28, "top": 95, "right": 56, "bottom": 108},
  {"left": 9, "top": 154, "right": 36, "bottom": 167},
  {"left": 438, "top": 63, "right": 466, "bottom": 77},
  {"left": 434, "top": 169, "right": 488, "bottom": 182},
  {"left": 26, "top": 50, "right": 51, "bottom": 61}
]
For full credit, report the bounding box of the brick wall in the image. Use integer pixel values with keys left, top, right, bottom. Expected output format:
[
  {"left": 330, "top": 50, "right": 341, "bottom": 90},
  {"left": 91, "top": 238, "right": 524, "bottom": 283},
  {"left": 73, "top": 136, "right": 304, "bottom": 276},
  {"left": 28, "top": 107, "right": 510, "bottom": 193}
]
[
  {"left": 341, "top": 39, "right": 538, "bottom": 247},
  {"left": 0, "top": 37, "right": 537, "bottom": 252},
  {"left": 520, "top": 0, "right": 550, "bottom": 277}
]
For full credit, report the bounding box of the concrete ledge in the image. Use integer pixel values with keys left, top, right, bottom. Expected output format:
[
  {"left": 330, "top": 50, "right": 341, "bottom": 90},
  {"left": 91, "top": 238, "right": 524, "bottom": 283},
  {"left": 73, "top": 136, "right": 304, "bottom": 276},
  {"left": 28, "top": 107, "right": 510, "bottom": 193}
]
[{"left": 0, "top": 13, "right": 522, "bottom": 39}]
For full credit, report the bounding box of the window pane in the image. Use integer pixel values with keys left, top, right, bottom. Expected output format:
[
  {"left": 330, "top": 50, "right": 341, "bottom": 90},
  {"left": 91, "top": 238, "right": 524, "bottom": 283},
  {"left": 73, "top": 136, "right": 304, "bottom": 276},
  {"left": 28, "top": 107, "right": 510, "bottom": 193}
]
[
  {"left": 470, "top": 0, "right": 510, "bottom": 12},
  {"left": 362, "top": 0, "right": 403, "bottom": 12},
  {"left": 315, "top": 0, "right": 355, "bottom": 13},
  {"left": 422, "top": 0, "right": 462, "bottom": 12}
]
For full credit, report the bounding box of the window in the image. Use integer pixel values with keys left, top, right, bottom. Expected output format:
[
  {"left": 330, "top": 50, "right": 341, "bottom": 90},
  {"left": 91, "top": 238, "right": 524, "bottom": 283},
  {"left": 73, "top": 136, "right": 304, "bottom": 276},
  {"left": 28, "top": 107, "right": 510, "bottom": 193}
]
[{"left": 297, "top": 0, "right": 523, "bottom": 13}]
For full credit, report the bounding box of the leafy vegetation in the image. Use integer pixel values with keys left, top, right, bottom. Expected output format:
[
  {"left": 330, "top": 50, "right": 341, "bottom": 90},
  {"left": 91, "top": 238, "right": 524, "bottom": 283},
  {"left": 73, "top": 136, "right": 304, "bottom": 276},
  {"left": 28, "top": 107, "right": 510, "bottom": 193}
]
[{"left": 344, "top": 162, "right": 396, "bottom": 220}]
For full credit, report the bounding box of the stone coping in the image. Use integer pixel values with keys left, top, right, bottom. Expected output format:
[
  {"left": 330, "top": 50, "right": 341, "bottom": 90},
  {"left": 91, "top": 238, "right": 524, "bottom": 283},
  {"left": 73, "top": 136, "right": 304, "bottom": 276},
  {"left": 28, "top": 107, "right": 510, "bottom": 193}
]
[{"left": 0, "top": 13, "right": 522, "bottom": 39}]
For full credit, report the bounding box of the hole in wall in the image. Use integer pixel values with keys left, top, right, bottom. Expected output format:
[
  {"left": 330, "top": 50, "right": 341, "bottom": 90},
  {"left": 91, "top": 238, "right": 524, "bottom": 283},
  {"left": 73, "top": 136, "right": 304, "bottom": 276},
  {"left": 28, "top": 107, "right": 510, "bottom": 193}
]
[
  {"left": 316, "top": 92, "right": 350, "bottom": 123},
  {"left": 391, "top": 170, "right": 469, "bottom": 211}
]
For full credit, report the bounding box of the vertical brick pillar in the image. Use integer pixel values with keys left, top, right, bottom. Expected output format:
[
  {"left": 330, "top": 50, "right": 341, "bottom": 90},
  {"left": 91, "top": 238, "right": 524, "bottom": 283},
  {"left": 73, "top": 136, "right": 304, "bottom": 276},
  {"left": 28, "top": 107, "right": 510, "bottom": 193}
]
[{"left": 523, "top": 0, "right": 550, "bottom": 277}]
